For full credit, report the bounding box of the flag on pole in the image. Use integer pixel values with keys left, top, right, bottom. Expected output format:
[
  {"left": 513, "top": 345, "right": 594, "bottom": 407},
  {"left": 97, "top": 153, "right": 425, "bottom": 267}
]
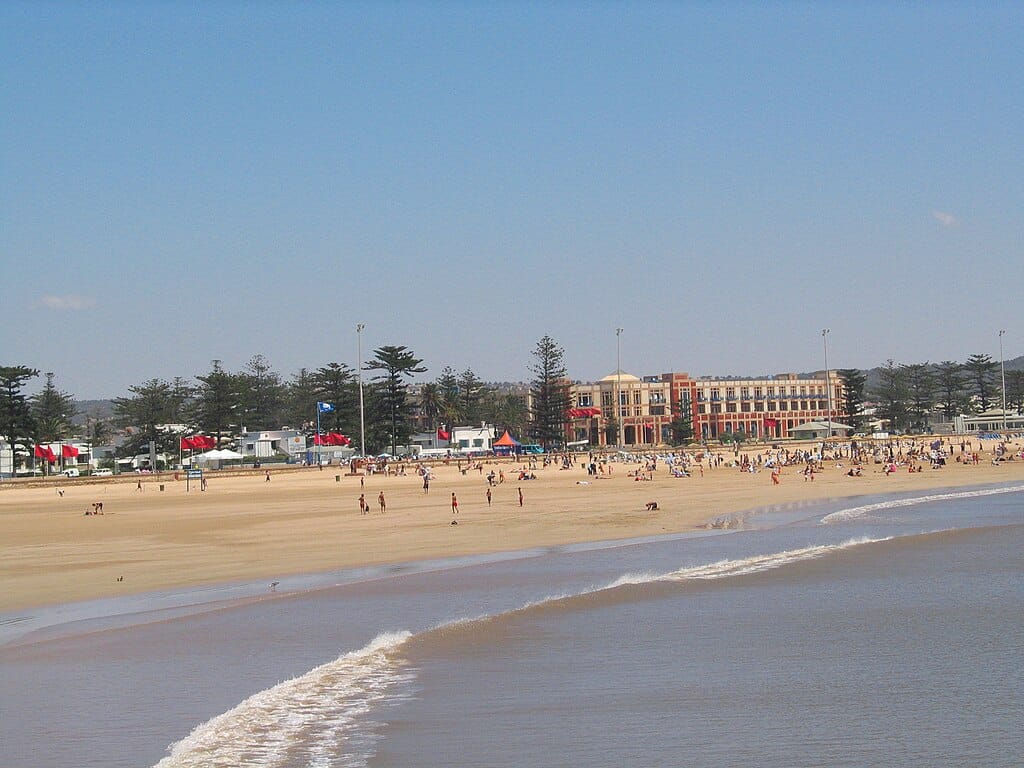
[
  {"left": 317, "top": 402, "right": 335, "bottom": 413},
  {"left": 61, "top": 444, "right": 79, "bottom": 458}
]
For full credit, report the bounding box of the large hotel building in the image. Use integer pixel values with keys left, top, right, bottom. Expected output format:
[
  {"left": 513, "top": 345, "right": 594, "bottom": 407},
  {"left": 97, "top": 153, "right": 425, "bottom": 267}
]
[{"left": 566, "top": 371, "right": 845, "bottom": 447}]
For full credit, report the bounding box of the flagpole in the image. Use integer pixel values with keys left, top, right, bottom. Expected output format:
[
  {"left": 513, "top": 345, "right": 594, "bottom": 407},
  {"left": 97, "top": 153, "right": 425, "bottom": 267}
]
[
  {"left": 316, "top": 406, "right": 322, "bottom": 467},
  {"left": 357, "top": 323, "right": 366, "bottom": 457}
]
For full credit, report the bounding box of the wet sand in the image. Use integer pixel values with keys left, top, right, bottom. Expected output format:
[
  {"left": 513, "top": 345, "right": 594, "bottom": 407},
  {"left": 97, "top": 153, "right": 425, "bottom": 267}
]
[{"left": 2, "top": 446, "right": 1022, "bottom": 612}]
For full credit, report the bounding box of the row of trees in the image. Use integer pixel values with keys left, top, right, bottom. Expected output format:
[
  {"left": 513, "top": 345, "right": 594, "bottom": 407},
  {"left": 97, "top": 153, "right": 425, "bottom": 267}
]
[
  {"left": 838, "top": 354, "right": 1023, "bottom": 433},
  {"left": 1, "top": 336, "right": 586, "bottom": 463}
]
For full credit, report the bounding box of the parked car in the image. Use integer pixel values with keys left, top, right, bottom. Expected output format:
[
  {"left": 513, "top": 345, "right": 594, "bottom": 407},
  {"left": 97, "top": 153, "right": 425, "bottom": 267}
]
[
  {"left": 93, "top": 468, "right": 113, "bottom": 477},
  {"left": 63, "top": 467, "right": 80, "bottom": 478}
]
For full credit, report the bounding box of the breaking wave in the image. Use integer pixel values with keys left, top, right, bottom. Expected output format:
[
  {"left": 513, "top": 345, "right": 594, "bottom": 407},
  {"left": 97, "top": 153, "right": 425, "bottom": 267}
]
[
  {"left": 153, "top": 631, "right": 413, "bottom": 768},
  {"left": 820, "top": 484, "right": 1024, "bottom": 524}
]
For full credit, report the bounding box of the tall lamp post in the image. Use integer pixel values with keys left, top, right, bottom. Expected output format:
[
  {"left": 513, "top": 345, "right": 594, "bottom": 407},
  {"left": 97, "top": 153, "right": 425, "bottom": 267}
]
[
  {"left": 999, "top": 329, "right": 1007, "bottom": 432},
  {"left": 357, "top": 323, "right": 367, "bottom": 457},
  {"left": 616, "top": 327, "right": 624, "bottom": 448},
  {"left": 822, "top": 328, "right": 832, "bottom": 447}
]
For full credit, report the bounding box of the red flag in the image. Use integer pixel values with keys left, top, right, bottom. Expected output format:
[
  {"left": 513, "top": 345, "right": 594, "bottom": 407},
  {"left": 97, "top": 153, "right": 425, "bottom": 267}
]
[
  {"left": 61, "top": 444, "right": 79, "bottom": 458},
  {"left": 330, "top": 433, "right": 351, "bottom": 446},
  {"left": 437, "top": 428, "right": 450, "bottom": 441},
  {"left": 34, "top": 444, "right": 45, "bottom": 458},
  {"left": 195, "top": 436, "right": 216, "bottom": 450},
  {"left": 180, "top": 437, "right": 195, "bottom": 450},
  {"left": 764, "top": 418, "right": 777, "bottom": 428}
]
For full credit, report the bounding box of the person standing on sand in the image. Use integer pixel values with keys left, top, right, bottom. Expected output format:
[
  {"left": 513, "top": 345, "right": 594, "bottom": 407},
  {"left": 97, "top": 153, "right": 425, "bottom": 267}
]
[
  {"left": 378, "top": 491, "right": 386, "bottom": 513},
  {"left": 518, "top": 487, "right": 524, "bottom": 507},
  {"left": 265, "top": 470, "right": 271, "bottom": 482},
  {"left": 771, "top": 468, "right": 780, "bottom": 485},
  {"left": 358, "top": 493, "right": 366, "bottom": 514},
  {"left": 423, "top": 475, "right": 429, "bottom": 494},
  {"left": 486, "top": 488, "right": 492, "bottom": 506},
  {"left": 451, "top": 492, "right": 459, "bottom": 514}
]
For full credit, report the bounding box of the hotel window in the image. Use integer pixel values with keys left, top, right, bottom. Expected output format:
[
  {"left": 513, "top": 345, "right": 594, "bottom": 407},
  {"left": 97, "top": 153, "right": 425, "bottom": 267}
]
[
  {"left": 578, "top": 394, "right": 593, "bottom": 407},
  {"left": 711, "top": 388, "right": 720, "bottom": 401},
  {"left": 779, "top": 401, "right": 788, "bottom": 411},
  {"left": 619, "top": 392, "right": 627, "bottom": 405},
  {"left": 800, "top": 401, "right": 808, "bottom": 411},
  {"left": 767, "top": 402, "right": 776, "bottom": 411},
  {"left": 633, "top": 391, "right": 642, "bottom": 404},
  {"left": 754, "top": 402, "right": 764, "bottom": 412},
  {"left": 697, "top": 404, "right": 706, "bottom": 414},
  {"left": 767, "top": 387, "right": 775, "bottom": 397},
  {"left": 741, "top": 402, "right": 751, "bottom": 412},
  {"left": 602, "top": 392, "right": 612, "bottom": 406},
  {"left": 634, "top": 407, "right": 642, "bottom": 417},
  {"left": 650, "top": 405, "right": 665, "bottom": 416},
  {"left": 711, "top": 403, "right": 721, "bottom": 414},
  {"left": 800, "top": 387, "right": 807, "bottom": 396},
  {"left": 754, "top": 387, "right": 762, "bottom": 398},
  {"left": 740, "top": 387, "right": 749, "bottom": 398},
  {"left": 726, "top": 387, "right": 735, "bottom": 399},
  {"left": 726, "top": 402, "right": 737, "bottom": 413}
]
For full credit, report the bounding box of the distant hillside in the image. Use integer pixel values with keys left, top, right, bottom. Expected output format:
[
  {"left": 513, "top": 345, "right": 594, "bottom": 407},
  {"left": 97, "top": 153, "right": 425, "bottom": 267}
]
[
  {"left": 858, "top": 355, "right": 1024, "bottom": 392},
  {"left": 73, "top": 399, "right": 114, "bottom": 424}
]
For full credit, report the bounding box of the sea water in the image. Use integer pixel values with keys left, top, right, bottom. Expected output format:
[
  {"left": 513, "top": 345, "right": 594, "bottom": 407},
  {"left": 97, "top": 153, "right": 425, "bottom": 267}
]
[{"left": 1, "top": 483, "right": 1022, "bottom": 767}]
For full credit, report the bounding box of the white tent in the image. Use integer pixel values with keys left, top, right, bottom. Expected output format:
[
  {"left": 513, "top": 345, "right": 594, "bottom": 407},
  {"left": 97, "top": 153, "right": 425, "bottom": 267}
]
[{"left": 191, "top": 449, "right": 244, "bottom": 465}]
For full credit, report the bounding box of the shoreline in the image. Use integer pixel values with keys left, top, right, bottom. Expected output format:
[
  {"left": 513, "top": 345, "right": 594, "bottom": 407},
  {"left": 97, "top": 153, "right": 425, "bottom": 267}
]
[{"left": 2, "top": 447, "right": 1022, "bottom": 615}]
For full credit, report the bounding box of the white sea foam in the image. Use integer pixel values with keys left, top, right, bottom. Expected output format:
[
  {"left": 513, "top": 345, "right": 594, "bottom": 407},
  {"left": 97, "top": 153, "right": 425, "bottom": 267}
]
[
  {"left": 594, "top": 536, "right": 888, "bottom": 589},
  {"left": 820, "top": 484, "right": 1024, "bottom": 524},
  {"left": 152, "top": 630, "right": 413, "bottom": 768}
]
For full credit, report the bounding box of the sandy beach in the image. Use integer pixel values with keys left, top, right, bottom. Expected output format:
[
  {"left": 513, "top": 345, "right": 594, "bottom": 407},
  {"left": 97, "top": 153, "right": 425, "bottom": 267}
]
[{"left": 2, "top": 445, "right": 1022, "bottom": 613}]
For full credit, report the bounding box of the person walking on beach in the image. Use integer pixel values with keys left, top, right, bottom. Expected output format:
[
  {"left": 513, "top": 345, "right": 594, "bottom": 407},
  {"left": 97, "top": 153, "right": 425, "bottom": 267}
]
[
  {"left": 518, "top": 487, "right": 524, "bottom": 507},
  {"left": 358, "top": 493, "right": 367, "bottom": 514},
  {"left": 378, "top": 491, "right": 386, "bottom": 513},
  {"left": 265, "top": 470, "right": 271, "bottom": 482},
  {"left": 486, "top": 487, "right": 492, "bottom": 506},
  {"left": 423, "top": 475, "right": 430, "bottom": 494},
  {"left": 451, "top": 492, "right": 459, "bottom": 514}
]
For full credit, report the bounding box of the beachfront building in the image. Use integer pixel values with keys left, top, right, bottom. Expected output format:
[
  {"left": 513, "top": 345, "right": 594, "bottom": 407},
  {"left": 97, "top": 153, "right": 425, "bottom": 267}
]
[
  {"left": 953, "top": 409, "right": 1024, "bottom": 435},
  {"left": 410, "top": 424, "right": 497, "bottom": 455},
  {"left": 668, "top": 371, "right": 847, "bottom": 442},
  {"left": 565, "top": 371, "right": 673, "bottom": 448},
  {"left": 787, "top": 421, "right": 855, "bottom": 440},
  {"left": 238, "top": 429, "right": 307, "bottom": 460}
]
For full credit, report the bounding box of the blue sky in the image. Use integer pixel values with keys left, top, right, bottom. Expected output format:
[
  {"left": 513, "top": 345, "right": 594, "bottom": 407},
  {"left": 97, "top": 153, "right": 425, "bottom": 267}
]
[{"left": 3, "top": 2, "right": 1021, "bottom": 398}]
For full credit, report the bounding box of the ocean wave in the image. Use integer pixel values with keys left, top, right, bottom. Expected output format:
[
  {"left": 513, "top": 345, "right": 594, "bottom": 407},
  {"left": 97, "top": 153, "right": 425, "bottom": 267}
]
[
  {"left": 152, "top": 631, "right": 413, "bottom": 768},
  {"left": 820, "top": 484, "right": 1024, "bottom": 524},
  {"left": 154, "top": 535, "right": 896, "bottom": 765}
]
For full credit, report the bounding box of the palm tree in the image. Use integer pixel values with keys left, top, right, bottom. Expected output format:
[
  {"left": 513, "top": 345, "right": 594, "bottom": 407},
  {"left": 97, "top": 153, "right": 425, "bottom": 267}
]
[{"left": 418, "top": 382, "right": 443, "bottom": 429}]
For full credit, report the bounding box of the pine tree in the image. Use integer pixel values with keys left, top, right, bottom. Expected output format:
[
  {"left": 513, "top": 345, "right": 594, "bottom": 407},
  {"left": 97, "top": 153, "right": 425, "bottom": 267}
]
[
  {"left": 529, "top": 336, "right": 571, "bottom": 448},
  {"left": 0, "top": 366, "right": 39, "bottom": 472},
  {"left": 871, "top": 360, "right": 909, "bottom": 433},
  {"left": 901, "top": 363, "right": 936, "bottom": 432},
  {"left": 935, "top": 361, "right": 969, "bottom": 420},
  {"left": 30, "top": 372, "right": 76, "bottom": 442},
  {"left": 837, "top": 369, "right": 867, "bottom": 429},
  {"left": 366, "top": 346, "right": 426, "bottom": 455},
  {"left": 112, "top": 378, "right": 190, "bottom": 456},
  {"left": 963, "top": 353, "right": 999, "bottom": 411}
]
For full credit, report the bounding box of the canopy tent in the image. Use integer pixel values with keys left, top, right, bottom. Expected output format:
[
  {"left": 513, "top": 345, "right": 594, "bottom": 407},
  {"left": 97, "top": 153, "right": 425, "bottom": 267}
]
[
  {"left": 492, "top": 431, "right": 522, "bottom": 455},
  {"left": 189, "top": 448, "right": 245, "bottom": 465}
]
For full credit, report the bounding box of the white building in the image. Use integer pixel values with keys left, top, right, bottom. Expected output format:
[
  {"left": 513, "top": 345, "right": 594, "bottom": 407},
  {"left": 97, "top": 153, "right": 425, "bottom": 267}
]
[{"left": 238, "top": 430, "right": 307, "bottom": 459}]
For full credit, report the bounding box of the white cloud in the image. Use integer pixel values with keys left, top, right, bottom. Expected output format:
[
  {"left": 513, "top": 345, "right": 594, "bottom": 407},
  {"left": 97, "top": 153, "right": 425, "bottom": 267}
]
[
  {"left": 41, "top": 294, "right": 96, "bottom": 311},
  {"left": 931, "top": 210, "right": 959, "bottom": 228}
]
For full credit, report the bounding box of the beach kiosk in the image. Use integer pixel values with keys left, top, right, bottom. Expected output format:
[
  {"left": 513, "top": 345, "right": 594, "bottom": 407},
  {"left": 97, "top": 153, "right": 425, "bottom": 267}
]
[{"left": 492, "top": 431, "right": 522, "bottom": 456}]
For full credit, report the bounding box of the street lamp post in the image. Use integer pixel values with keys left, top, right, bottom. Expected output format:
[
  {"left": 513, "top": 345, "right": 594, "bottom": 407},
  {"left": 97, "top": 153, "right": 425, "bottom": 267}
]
[
  {"left": 616, "top": 327, "right": 623, "bottom": 448},
  {"left": 999, "top": 329, "right": 1007, "bottom": 432},
  {"left": 357, "top": 323, "right": 366, "bottom": 457},
  {"left": 822, "top": 328, "right": 832, "bottom": 448}
]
